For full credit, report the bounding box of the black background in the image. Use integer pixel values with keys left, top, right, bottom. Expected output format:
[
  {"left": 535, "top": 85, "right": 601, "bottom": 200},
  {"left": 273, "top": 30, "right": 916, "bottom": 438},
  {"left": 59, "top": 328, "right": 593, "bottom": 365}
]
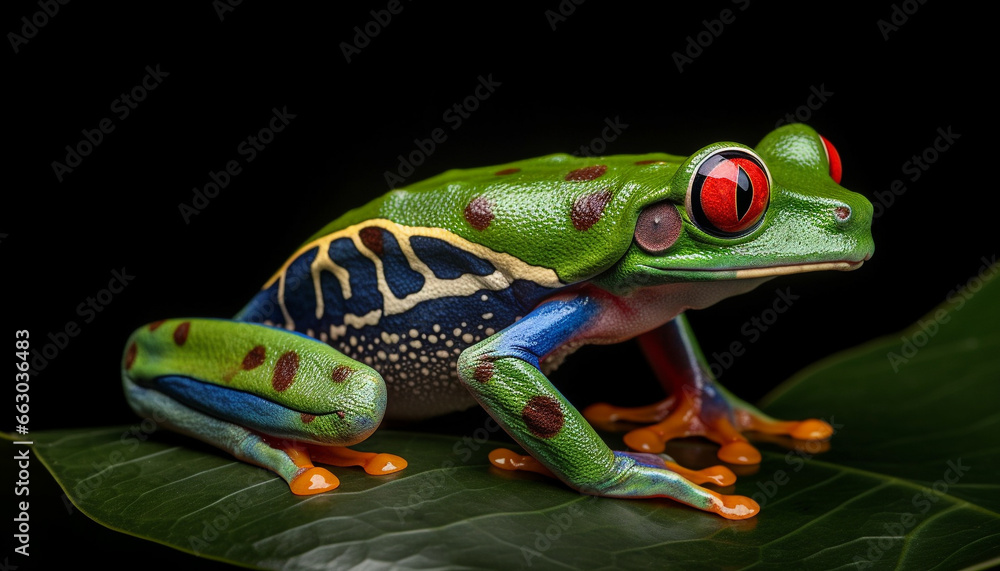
[{"left": 5, "top": 1, "right": 990, "bottom": 567}]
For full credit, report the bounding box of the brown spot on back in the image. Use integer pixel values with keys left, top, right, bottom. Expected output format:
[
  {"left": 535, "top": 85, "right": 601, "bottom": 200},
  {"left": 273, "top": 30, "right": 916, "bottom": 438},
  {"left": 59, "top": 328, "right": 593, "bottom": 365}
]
[
  {"left": 464, "top": 196, "right": 494, "bottom": 231},
  {"left": 173, "top": 321, "right": 191, "bottom": 346},
  {"left": 634, "top": 159, "right": 668, "bottom": 165},
  {"left": 272, "top": 351, "right": 300, "bottom": 392},
  {"left": 124, "top": 341, "right": 137, "bottom": 370},
  {"left": 522, "top": 395, "right": 564, "bottom": 439},
  {"left": 336, "top": 411, "right": 346, "bottom": 419},
  {"left": 571, "top": 189, "right": 613, "bottom": 231},
  {"left": 148, "top": 320, "right": 166, "bottom": 331},
  {"left": 359, "top": 227, "right": 384, "bottom": 257},
  {"left": 301, "top": 413, "right": 316, "bottom": 424},
  {"left": 331, "top": 364, "right": 352, "bottom": 383},
  {"left": 241, "top": 345, "right": 266, "bottom": 370},
  {"left": 474, "top": 358, "right": 494, "bottom": 383},
  {"left": 565, "top": 164, "right": 607, "bottom": 181},
  {"left": 494, "top": 168, "right": 520, "bottom": 175}
]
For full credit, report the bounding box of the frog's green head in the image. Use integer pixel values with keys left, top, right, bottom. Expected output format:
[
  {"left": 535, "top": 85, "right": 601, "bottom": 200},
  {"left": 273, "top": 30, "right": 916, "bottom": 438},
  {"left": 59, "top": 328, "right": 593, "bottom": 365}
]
[{"left": 607, "top": 123, "right": 874, "bottom": 288}]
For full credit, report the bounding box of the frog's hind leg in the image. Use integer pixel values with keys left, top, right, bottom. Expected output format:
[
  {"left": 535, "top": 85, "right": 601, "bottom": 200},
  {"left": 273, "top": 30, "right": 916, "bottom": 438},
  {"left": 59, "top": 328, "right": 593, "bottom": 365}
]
[
  {"left": 582, "top": 314, "right": 833, "bottom": 465},
  {"left": 458, "top": 296, "right": 758, "bottom": 520},
  {"left": 122, "top": 318, "right": 405, "bottom": 494},
  {"left": 123, "top": 376, "right": 341, "bottom": 494}
]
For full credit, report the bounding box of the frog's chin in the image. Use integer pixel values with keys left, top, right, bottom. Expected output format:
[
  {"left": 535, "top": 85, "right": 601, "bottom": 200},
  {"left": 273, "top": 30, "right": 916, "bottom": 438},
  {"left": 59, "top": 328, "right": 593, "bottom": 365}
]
[{"left": 729, "top": 259, "right": 865, "bottom": 279}]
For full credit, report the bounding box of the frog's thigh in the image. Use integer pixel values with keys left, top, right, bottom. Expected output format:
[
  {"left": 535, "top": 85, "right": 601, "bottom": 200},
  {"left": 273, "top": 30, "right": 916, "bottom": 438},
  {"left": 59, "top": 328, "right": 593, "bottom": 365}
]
[
  {"left": 456, "top": 297, "right": 758, "bottom": 519},
  {"left": 122, "top": 318, "right": 394, "bottom": 493},
  {"left": 124, "top": 377, "right": 339, "bottom": 494}
]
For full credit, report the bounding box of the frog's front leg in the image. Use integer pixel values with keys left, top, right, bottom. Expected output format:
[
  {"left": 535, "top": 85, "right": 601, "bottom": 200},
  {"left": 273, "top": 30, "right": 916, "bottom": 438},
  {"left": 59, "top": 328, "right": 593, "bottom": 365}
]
[
  {"left": 122, "top": 318, "right": 406, "bottom": 494},
  {"left": 457, "top": 296, "right": 759, "bottom": 520},
  {"left": 583, "top": 314, "right": 833, "bottom": 464}
]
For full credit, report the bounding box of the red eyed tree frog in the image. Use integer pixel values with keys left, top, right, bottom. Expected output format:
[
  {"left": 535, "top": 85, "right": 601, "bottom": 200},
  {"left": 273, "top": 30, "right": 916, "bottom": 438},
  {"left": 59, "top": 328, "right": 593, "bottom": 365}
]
[{"left": 122, "top": 123, "right": 873, "bottom": 519}]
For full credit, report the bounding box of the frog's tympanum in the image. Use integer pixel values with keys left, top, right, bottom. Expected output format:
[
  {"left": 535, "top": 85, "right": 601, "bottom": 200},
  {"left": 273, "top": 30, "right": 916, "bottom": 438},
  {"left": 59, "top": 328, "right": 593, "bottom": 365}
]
[{"left": 122, "top": 124, "right": 873, "bottom": 519}]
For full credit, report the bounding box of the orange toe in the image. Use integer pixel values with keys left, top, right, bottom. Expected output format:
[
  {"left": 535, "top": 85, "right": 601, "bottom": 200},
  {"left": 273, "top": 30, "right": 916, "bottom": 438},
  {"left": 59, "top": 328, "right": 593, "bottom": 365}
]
[
  {"left": 489, "top": 448, "right": 554, "bottom": 477},
  {"left": 664, "top": 461, "right": 737, "bottom": 487},
  {"left": 289, "top": 467, "right": 340, "bottom": 495},
  {"left": 717, "top": 441, "right": 762, "bottom": 465},
  {"left": 624, "top": 428, "right": 666, "bottom": 454},
  {"left": 706, "top": 490, "right": 760, "bottom": 520},
  {"left": 581, "top": 402, "right": 620, "bottom": 423},
  {"left": 364, "top": 453, "right": 407, "bottom": 475},
  {"left": 790, "top": 419, "right": 834, "bottom": 440}
]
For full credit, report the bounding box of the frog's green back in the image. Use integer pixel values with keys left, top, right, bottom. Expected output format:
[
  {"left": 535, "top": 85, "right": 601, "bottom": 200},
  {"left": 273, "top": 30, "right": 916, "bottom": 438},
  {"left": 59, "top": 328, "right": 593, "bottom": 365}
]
[{"left": 309, "top": 153, "right": 684, "bottom": 284}]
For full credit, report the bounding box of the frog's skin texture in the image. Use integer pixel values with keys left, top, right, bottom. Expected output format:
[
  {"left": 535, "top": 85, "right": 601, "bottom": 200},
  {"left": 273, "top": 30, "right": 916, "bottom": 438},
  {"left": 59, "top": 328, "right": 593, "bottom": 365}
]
[{"left": 122, "top": 124, "right": 873, "bottom": 519}]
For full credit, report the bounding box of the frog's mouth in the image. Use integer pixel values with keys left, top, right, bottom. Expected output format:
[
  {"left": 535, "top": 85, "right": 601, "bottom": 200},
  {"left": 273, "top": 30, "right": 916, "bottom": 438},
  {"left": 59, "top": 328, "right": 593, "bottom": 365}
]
[{"left": 730, "top": 259, "right": 866, "bottom": 279}]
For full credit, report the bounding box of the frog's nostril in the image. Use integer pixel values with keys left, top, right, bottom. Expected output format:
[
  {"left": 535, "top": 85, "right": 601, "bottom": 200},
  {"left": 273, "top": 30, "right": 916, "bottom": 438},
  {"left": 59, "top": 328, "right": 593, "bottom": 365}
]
[{"left": 834, "top": 206, "right": 851, "bottom": 223}]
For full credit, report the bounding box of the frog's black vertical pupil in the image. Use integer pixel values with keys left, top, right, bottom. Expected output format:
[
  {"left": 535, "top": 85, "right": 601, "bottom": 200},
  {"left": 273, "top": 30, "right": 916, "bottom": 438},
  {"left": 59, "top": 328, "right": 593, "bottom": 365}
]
[
  {"left": 688, "top": 149, "right": 770, "bottom": 237},
  {"left": 735, "top": 166, "right": 753, "bottom": 221}
]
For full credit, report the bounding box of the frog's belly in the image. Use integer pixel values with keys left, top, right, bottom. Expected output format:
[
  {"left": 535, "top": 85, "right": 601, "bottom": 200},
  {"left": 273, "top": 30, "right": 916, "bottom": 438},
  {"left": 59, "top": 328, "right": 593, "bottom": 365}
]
[{"left": 328, "top": 283, "right": 553, "bottom": 420}]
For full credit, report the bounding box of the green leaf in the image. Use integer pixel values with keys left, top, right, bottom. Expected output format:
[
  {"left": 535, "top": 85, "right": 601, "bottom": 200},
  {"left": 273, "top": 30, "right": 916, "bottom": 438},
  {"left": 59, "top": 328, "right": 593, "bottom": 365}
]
[{"left": 26, "top": 267, "right": 1000, "bottom": 570}]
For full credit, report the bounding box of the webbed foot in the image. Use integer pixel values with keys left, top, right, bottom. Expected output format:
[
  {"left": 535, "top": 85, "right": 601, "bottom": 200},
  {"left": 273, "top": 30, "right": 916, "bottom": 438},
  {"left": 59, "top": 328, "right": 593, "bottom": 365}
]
[{"left": 583, "top": 391, "right": 832, "bottom": 465}]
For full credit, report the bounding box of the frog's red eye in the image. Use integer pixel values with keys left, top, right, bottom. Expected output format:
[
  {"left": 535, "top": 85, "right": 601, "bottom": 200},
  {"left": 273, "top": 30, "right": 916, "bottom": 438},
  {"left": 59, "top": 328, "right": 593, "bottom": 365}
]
[
  {"left": 688, "top": 149, "right": 770, "bottom": 238},
  {"left": 820, "top": 135, "right": 842, "bottom": 183}
]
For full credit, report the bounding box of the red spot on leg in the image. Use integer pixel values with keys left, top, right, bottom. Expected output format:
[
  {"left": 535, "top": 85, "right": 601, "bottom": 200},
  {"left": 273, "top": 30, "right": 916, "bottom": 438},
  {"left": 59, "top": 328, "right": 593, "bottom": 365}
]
[
  {"left": 474, "top": 358, "right": 494, "bottom": 383},
  {"left": 241, "top": 345, "right": 266, "bottom": 370},
  {"left": 359, "top": 227, "right": 384, "bottom": 257},
  {"left": 464, "top": 196, "right": 494, "bottom": 231},
  {"left": 173, "top": 321, "right": 191, "bottom": 346},
  {"left": 565, "top": 164, "right": 607, "bottom": 182},
  {"left": 148, "top": 320, "right": 166, "bottom": 331},
  {"left": 331, "top": 364, "right": 352, "bottom": 383},
  {"left": 301, "top": 413, "right": 316, "bottom": 424},
  {"left": 124, "top": 341, "right": 137, "bottom": 370},
  {"left": 522, "top": 395, "right": 564, "bottom": 439},
  {"left": 494, "top": 168, "right": 520, "bottom": 175},
  {"left": 571, "top": 189, "right": 613, "bottom": 231},
  {"left": 272, "top": 351, "right": 300, "bottom": 392}
]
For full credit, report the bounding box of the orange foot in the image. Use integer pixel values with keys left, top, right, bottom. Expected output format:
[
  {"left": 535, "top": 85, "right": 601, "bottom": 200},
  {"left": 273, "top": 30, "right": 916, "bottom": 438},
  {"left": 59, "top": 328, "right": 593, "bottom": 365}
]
[
  {"left": 583, "top": 393, "right": 832, "bottom": 465},
  {"left": 276, "top": 442, "right": 407, "bottom": 496}
]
